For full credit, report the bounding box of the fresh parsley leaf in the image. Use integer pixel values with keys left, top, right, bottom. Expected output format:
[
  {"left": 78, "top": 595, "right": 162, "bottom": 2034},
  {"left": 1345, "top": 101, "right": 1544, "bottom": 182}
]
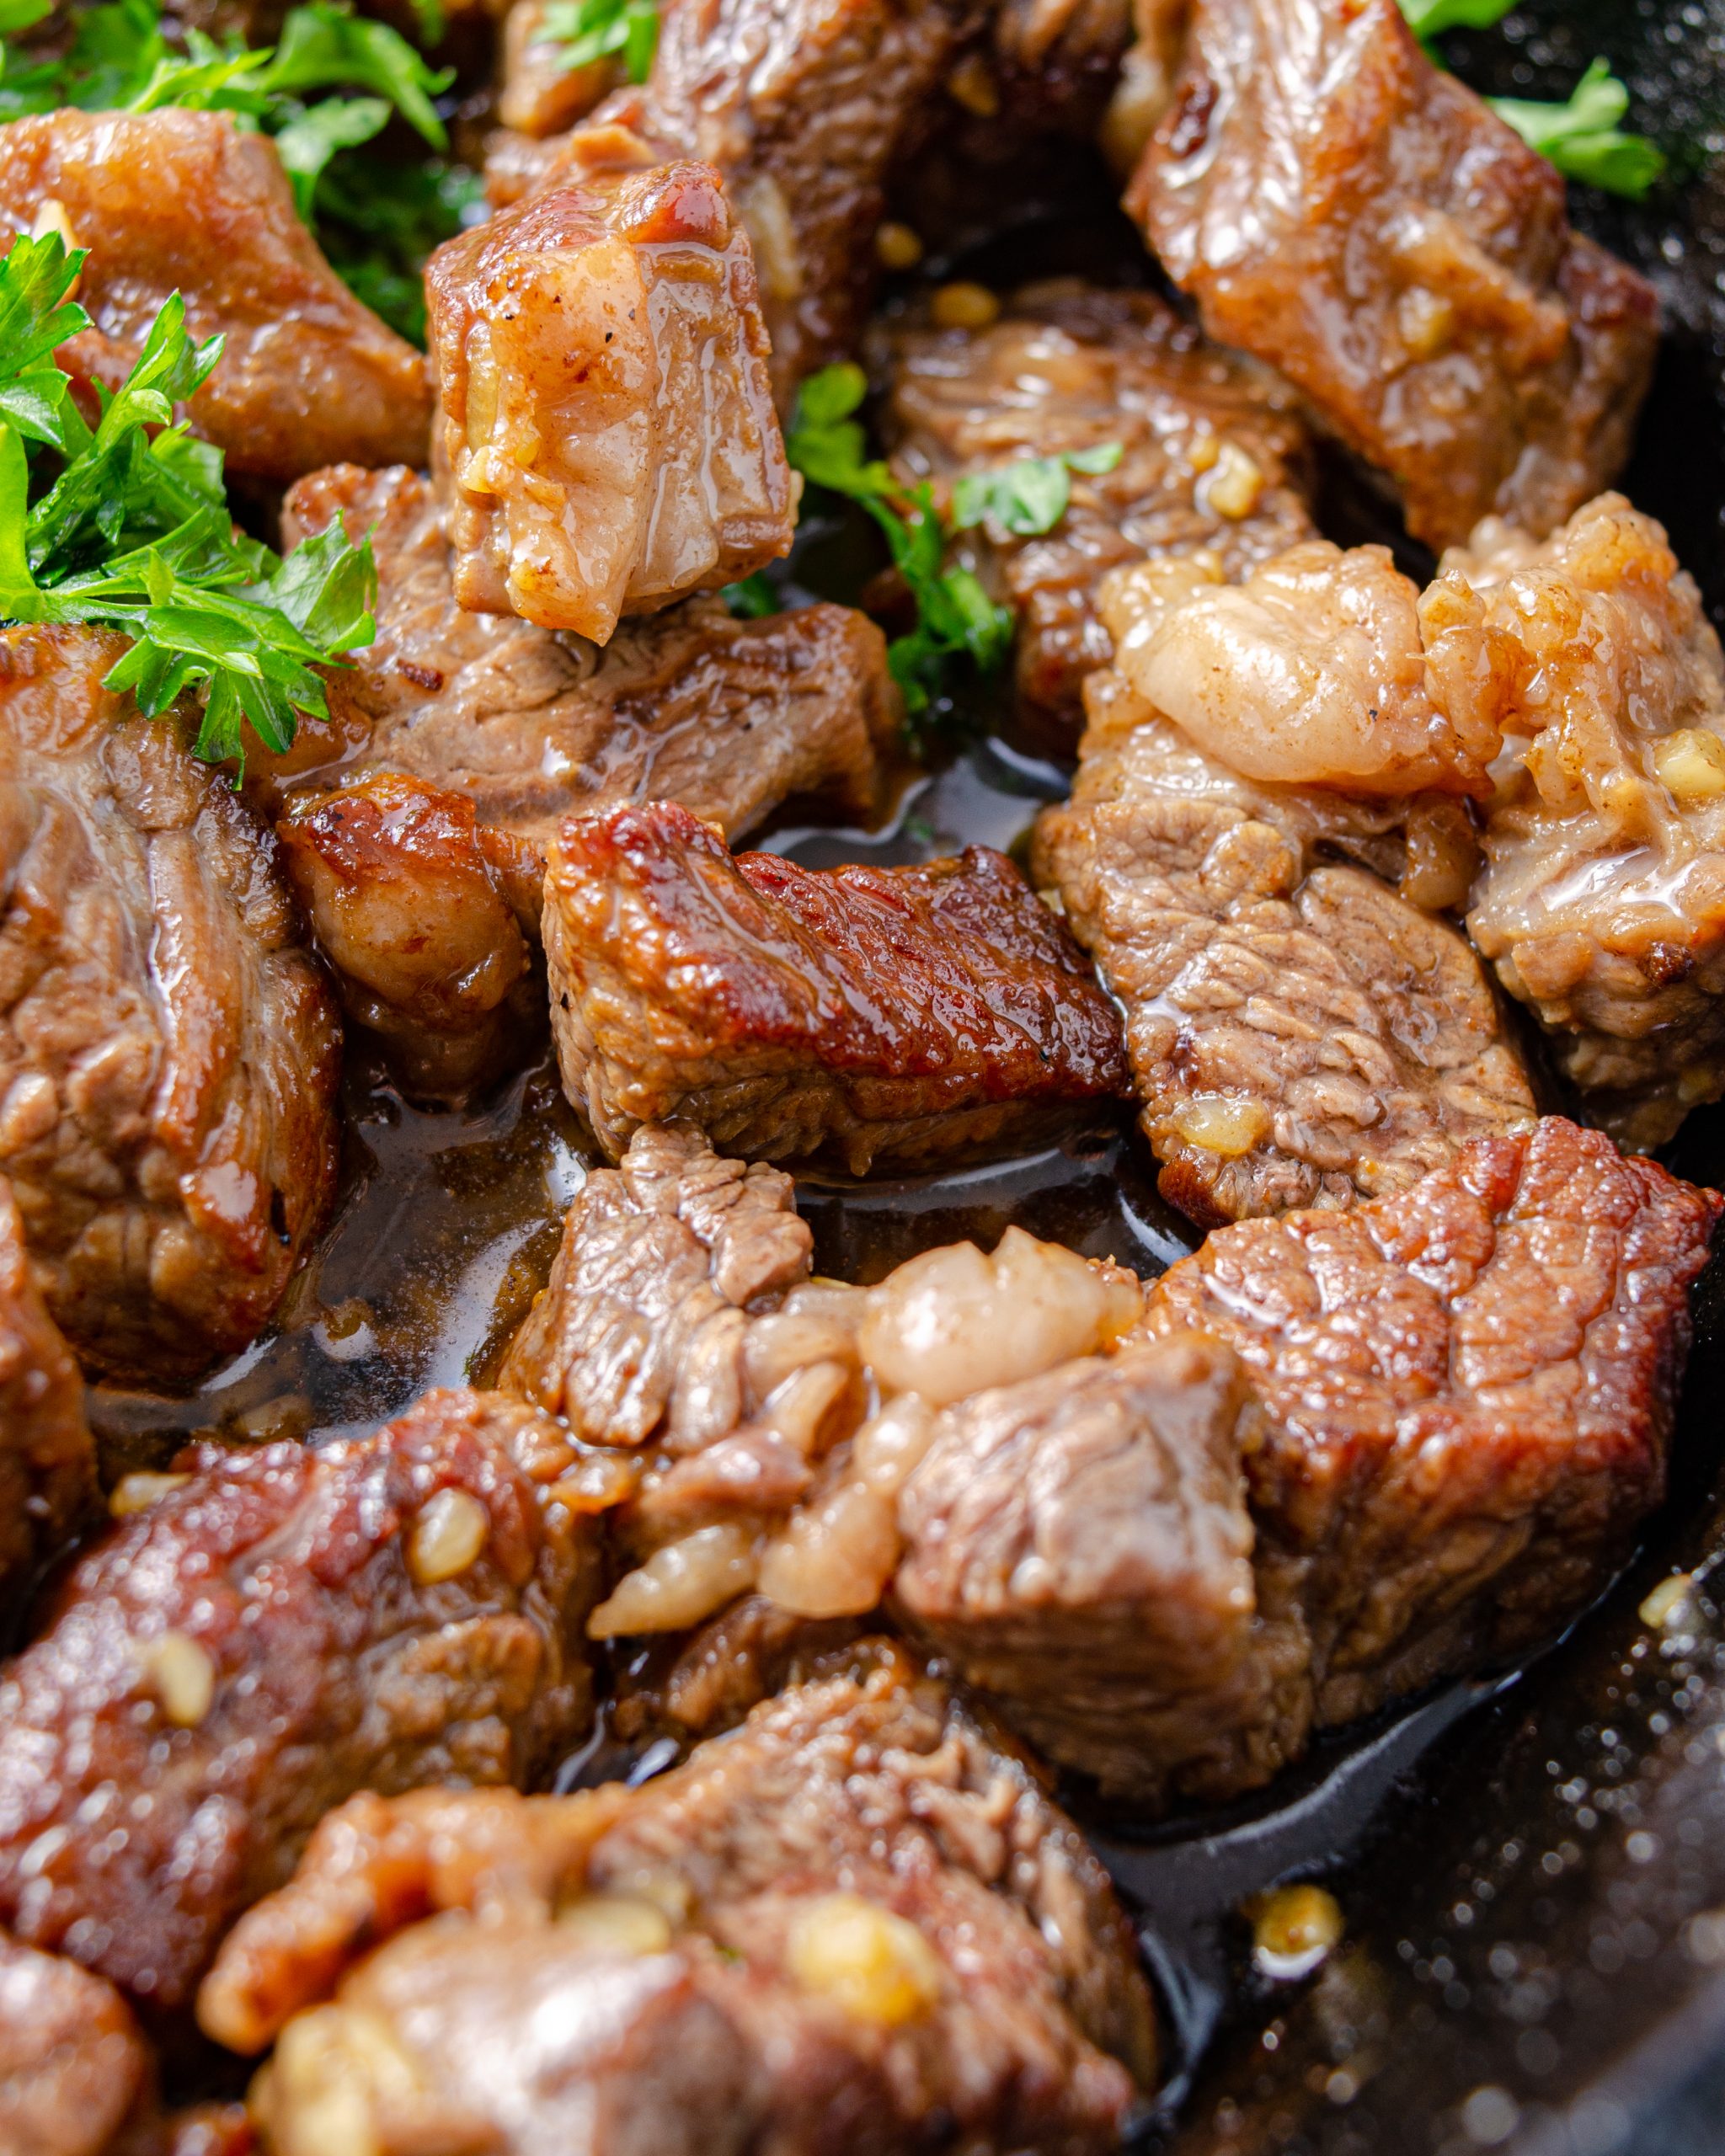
[
  {"left": 949, "top": 442, "right": 1123, "bottom": 539},
  {"left": 1490, "top": 59, "right": 1666, "bottom": 200},
  {"left": 261, "top": 3, "right": 451, "bottom": 150},
  {"left": 272, "top": 92, "right": 393, "bottom": 216},
  {"left": 0, "top": 232, "right": 377, "bottom": 771},
  {"left": 785, "top": 364, "right": 1012, "bottom": 718},
  {"left": 0, "top": 0, "right": 51, "bottom": 32},
  {"left": 313, "top": 150, "right": 483, "bottom": 343},
  {"left": 1397, "top": 0, "right": 1512, "bottom": 39},
  {"left": 722, "top": 572, "right": 777, "bottom": 618},
  {"left": 541, "top": 0, "right": 660, "bottom": 85}
]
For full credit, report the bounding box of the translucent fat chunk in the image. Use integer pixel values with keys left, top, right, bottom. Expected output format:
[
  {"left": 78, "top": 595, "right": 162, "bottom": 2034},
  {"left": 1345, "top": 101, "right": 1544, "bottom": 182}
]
[{"left": 427, "top": 138, "right": 794, "bottom": 642}]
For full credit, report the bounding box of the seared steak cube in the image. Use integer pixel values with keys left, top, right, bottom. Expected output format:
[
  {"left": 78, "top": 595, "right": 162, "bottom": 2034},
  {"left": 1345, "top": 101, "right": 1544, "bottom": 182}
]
[
  {"left": 0, "top": 109, "right": 431, "bottom": 482},
  {"left": 879, "top": 280, "right": 1315, "bottom": 727},
  {"left": 201, "top": 1652, "right": 1156, "bottom": 2154},
  {"left": 0, "top": 627, "right": 341, "bottom": 1388},
  {"left": 544, "top": 800, "right": 1130, "bottom": 1171},
  {"left": 1128, "top": 0, "right": 1657, "bottom": 549},
  {"left": 0, "top": 1390, "right": 603, "bottom": 2013},
  {"left": 426, "top": 137, "right": 793, "bottom": 641},
  {"left": 276, "top": 464, "right": 895, "bottom": 847}
]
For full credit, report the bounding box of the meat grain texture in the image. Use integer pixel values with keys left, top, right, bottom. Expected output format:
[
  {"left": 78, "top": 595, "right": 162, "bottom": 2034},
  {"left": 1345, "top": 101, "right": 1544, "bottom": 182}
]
[
  {"left": 0, "top": 108, "right": 431, "bottom": 480},
  {"left": 0, "top": 1389, "right": 603, "bottom": 2013},
  {"left": 0, "top": 1177, "right": 93, "bottom": 1630},
  {"left": 879, "top": 279, "right": 1315, "bottom": 726},
  {"left": 0, "top": 627, "right": 341, "bottom": 1387},
  {"left": 426, "top": 136, "right": 793, "bottom": 641},
  {"left": 544, "top": 800, "right": 1130, "bottom": 1171},
  {"left": 1031, "top": 592, "right": 1536, "bottom": 1228},
  {"left": 276, "top": 464, "right": 894, "bottom": 846},
  {"left": 1129, "top": 0, "right": 1658, "bottom": 548},
  {"left": 899, "top": 1120, "right": 1718, "bottom": 1802},
  {"left": 202, "top": 1652, "right": 1156, "bottom": 2156}
]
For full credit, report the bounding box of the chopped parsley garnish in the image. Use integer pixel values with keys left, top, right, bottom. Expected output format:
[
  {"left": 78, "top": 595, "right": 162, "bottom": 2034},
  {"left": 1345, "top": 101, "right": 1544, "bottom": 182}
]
[
  {"left": 721, "top": 572, "right": 777, "bottom": 619},
  {"left": 0, "top": 0, "right": 478, "bottom": 342},
  {"left": 542, "top": 0, "right": 660, "bottom": 85},
  {"left": 949, "top": 443, "right": 1123, "bottom": 539},
  {"left": 1396, "top": 0, "right": 1665, "bottom": 200},
  {"left": 0, "top": 231, "right": 377, "bottom": 767},
  {"left": 785, "top": 363, "right": 1012, "bottom": 718}
]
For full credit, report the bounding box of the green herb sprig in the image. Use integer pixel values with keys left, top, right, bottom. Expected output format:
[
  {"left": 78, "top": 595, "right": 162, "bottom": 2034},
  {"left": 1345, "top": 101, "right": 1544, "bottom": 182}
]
[
  {"left": 1396, "top": 0, "right": 1665, "bottom": 200},
  {"left": 542, "top": 0, "right": 660, "bottom": 85},
  {"left": 950, "top": 443, "right": 1124, "bottom": 539},
  {"left": 0, "top": 0, "right": 478, "bottom": 341},
  {"left": 785, "top": 363, "right": 1012, "bottom": 719},
  {"left": 0, "top": 231, "right": 376, "bottom": 766}
]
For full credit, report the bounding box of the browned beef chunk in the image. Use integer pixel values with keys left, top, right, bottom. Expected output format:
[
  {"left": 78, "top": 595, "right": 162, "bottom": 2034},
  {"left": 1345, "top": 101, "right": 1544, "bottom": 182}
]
[
  {"left": 0, "top": 1933, "right": 158, "bottom": 2156},
  {"left": 0, "top": 109, "right": 430, "bottom": 483},
  {"left": 499, "top": 0, "right": 621, "bottom": 136},
  {"left": 0, "top": 627, "right": 341, "bottom": 1388},
  {"left": 1447, "top": 497, "right": 1725, "bottom": 1148},
  {"left": 426, "top": 137, "right": 793, "bottom": 641},
  {"left": 0, "top": 1177, "right": 93, "bottom": 1629},
  {"left": 879, "top": 280, "right": 1315, "bottom": 726},
  {"left": 1030, "top": 588, "right": 1536, "bottom": 1230},
  {"left": 276, "top": 775, "right": 543, "bottom": 1104},
  {"left": 544, "top": 800, "right": 1130, "bottom": 1171},
  {"left": 275, "top": 464, "right": 894, "bottom": 844},
  {"left": 1127, "top": 0, "right": 1658, "bottom": 550},
  {"left": 497, "top": 1124, "right": 1143, "bottom": 1651},
  {"left": 200, "top": 1652, "right": 1156, "bottom": 2156},
  {"left": 0, "top": 1390, "right": 603, "bottom": 2015},
  {"left": 898, "top": 1119, "right": 1718, "bottom": 1804}
]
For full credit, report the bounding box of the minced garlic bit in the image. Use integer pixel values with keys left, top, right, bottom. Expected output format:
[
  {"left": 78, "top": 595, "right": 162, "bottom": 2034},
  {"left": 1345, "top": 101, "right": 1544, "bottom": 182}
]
[
  {"left": 109, "top": 1470, "right": 192, "bottom": 1518},
  {"left": 1640, "top": 1572, "right": 1696, "bottom": 1629},
  {"left": 558, "top": 1892, "right": 676, "bottom": 1956},
  {"left": 1172, "top": 1095, "right": 1270, "bottom": 1158},
  {"left": 945, "top": 51, "right": 999, "bottom": 117},
  {"left": 1397, "top": 286, "right": 1455, "bottom": 360},
  {"left": 1653, "top": 729, "right": 1725, "bottom": 802},
  {"left": 405, "top": 1486, "right": 490, "bottom": 1586},
  {"left": 787, "top": 1892, "right": 943, "bottom": 2025},
  {"left": 874, "top": 221, "right": 924, "bottom": 272},
  {"left": 1204, "top": 440, "right": 1264, "bottom": 521},
  {"left": 137, "top": 1630, "right": 216, "bottom": 1728},
  {"left": 931, "top": 280, "right": 1001, "bottom": 332},
  {"left": 1250, "top": 1883, "right": 1343, "bottom": 1979}
]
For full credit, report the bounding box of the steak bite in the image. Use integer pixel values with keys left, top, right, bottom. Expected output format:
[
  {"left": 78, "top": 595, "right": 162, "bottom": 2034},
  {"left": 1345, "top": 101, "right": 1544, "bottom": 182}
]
[
  {"left": 879, "top": 280, "right": 1315, "bottom": 726},
  {"left": 1447, "top": 496, "right": 1725, "bottom": 1149},
  {"left": 498, "top": 1123, "right": 1143, "bottom": 1653},
  {"left": 275, "top": 463, "right": 894, "bottom": 846},
  {"left": 543, "top": 800, "right": 1131, "bottom": 1171},
  {"left": 0, "top": 1389, "right": 604, "bottom": 2015},
  {"left": 0, "top": 1178, "right": 94, "bottom": 1631},
  {"left": 1128, "top": 0, "right": 1658, "bottom": 550},
  {"left": 0, "top": 1933, "right": 159, "bottom": 2156},
  {"left": 201, "top": 1652, "right": 1156, "bottom": 2156},
  {"left": 0, "top": 109, "right": 431, "bottom": 483},
  {"left": 1030, "top": 582, "right": 1536, "bottom": 1230},
  {"left": 276, "top": 774, "right": 543, "bottom": 1104},
  {"left": 425, "top": 136, "right": 793, "bottom": 641},
  {"left": 899, "top": 1118, "right": 1719, "bottom": 1804},
  {"left": 0, "top": 626, "right": 341, "bottom": 1388}
]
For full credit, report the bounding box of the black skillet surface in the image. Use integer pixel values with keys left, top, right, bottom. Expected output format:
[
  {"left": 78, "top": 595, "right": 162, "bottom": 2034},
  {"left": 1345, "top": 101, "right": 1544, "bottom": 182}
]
[{"left": 87, "top": 1, "right": 1725, "bottom": 2144}]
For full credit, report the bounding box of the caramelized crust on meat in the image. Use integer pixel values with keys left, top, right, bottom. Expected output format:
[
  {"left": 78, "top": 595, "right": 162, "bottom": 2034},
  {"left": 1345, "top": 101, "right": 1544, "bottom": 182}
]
[
  {"left": 879, "top": 280, "right": 1315, "bottom": 725},
  {"left": 276, "top": 775, "right": 542, "bottom": 1104},
  {"left": 0, "top": 1389, "right": 604, "bottom": 2013},
  {"left": 0, "top": 1178, "right": 93, "bottom": 1630},
  {"left": 0, "top": 627, "right": 341, "bottom": 1387},
  {"left": 0, "top": 109, "right": 430, "bottom": 481},
  {"left": 275, "top": 464, "right": 894, "bottom": 844},
  {"left": 545, "top": 800, "right": 1130, "bottom": 1171},
  {"left": 202, "top": 1654, "right": 1155, "bottom": 2156},
  {"left": 1131, "top": 1118, "right": 1721, "bottom": 1780},
  {"left": 1030, "top": 653, "right": 1535, "bottom": 1229},
  {"left": 1446, "top": 497, "right": 1725, "bottom": 1147},
  {"left": 1128, "top": 0, "right": 1657, "bottom": 549},
  {"left": 0, "top": 1934, "right": 159, "bottom": 2156},
  {"left": 426, "top": 138, "right": 793, "bottom": 640}
]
